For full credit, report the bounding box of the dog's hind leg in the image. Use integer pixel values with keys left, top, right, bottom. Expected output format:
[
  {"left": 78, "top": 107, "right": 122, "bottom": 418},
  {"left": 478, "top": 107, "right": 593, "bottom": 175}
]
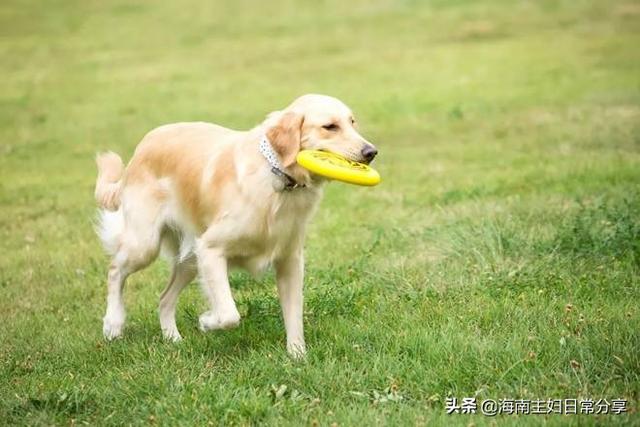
[
  {"left": 100, "top": 188, "right": 164, "bottom": 340},
  {"left": 159, "top": 256, "right": 196, "bottom": 341}
]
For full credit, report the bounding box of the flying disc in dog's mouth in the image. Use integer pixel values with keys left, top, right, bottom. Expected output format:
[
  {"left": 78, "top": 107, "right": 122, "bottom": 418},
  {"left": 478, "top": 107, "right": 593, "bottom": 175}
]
[{"left": 296, "top": 150, "right": 381, "bottom": 186}]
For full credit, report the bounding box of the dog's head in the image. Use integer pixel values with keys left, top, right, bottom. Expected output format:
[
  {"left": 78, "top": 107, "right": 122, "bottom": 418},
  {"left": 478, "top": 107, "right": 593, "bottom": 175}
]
[{"left": 265, "top": 94, "right": 377, "bottom": 182}]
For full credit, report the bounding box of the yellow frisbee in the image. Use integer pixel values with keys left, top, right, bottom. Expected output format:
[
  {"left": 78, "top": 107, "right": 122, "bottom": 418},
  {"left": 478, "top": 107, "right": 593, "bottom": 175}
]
[{"left": 296, "top": 150, "right": 381, "bottom": 186}]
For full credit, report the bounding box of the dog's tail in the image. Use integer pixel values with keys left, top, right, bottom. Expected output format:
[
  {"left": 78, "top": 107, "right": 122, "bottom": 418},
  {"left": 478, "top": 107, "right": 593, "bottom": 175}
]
[{"left": 95, "top": 151, "right": 124, "bottom": 211}]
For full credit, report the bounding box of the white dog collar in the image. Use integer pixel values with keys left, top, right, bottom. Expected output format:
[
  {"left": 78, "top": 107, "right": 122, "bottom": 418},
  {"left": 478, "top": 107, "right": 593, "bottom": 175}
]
[{"left": 259, "top": 136, "right": 304, "bottom": 191}]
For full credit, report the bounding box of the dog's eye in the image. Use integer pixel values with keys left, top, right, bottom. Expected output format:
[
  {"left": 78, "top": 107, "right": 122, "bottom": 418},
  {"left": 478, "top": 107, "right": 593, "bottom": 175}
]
[{"left": 322, "top": 123, "right": 339, "bottom": 131}]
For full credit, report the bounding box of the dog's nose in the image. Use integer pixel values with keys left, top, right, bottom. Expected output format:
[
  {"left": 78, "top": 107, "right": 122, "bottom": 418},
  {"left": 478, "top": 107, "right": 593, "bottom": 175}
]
[{"left": 361, "top": 145, "right": 378, "bottom": 162}]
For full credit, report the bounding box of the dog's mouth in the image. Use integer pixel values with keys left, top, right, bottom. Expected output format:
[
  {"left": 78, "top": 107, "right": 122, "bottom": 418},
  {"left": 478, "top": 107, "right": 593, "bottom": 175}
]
[
  {"left": 317, "top": 149, "right": 371, "bottom": 165},
  {"left": 360, "top": 157, "right": 374, "bottom": 165}
]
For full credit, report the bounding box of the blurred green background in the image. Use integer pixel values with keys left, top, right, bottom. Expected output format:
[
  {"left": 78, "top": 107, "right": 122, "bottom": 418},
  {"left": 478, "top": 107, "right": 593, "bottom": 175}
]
[{"left": 1, "top": 1, "right": 639, "bottom": 425}]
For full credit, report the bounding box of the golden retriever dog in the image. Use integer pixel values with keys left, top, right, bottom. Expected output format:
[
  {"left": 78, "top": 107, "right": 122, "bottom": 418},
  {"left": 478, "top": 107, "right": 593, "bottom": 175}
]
[{"left": 94, "top": 94, "right": 378, "bottom": 357}]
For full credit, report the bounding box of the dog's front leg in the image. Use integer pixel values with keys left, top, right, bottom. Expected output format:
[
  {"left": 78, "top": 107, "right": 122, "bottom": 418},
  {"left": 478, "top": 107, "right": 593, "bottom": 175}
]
[
  {"left": 275, "top": 247, "right": 306, "bottom": 358},
  {"left": 196, "top": 243, "right": 241, "bottom": 332}
]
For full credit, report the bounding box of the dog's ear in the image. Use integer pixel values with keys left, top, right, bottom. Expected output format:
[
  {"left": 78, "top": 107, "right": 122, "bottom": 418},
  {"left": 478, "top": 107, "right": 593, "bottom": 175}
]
[{"left": 266, "top": 111, "right": 304, "bottom": 168}]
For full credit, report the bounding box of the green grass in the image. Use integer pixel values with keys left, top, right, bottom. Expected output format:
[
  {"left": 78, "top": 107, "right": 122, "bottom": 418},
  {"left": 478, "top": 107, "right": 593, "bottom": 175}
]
[{"left": 1, "top": 0, "right": 639, "bottom": 425}]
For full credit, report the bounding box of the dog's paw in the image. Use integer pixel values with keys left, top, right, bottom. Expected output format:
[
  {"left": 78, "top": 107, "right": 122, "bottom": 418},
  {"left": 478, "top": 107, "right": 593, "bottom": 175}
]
[
  {"left": 162, "top": 327, "right": 183, "bottom": 342},
  {"left": 287, "top": 341, "right": 306, "bottom": 360},
  {"left": 103, "top": 316, "right": 124, "bottom": 340},
  {"left": 198, "top": 308, "right": 241, "bottom": 332}
]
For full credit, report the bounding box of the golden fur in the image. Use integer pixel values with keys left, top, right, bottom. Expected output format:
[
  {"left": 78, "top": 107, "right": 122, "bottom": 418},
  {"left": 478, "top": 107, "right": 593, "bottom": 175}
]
[{"left": 94, "top": 94, "right": 377, "bottom": 357}]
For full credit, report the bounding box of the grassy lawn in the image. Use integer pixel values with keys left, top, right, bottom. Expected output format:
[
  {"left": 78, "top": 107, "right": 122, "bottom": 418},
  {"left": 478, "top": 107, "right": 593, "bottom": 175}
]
[{"left": 1, "top": 0, "right": 639, "bottom": 425}]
